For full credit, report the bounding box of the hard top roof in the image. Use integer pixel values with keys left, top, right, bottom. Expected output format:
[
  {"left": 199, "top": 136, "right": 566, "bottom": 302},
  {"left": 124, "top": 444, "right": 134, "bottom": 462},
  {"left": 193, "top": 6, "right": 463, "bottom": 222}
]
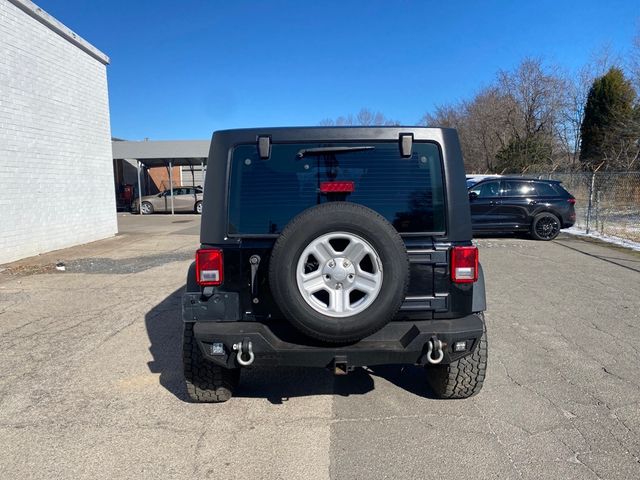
[{"left": 211, "top": 126, "right": 457, "bottom": 144}]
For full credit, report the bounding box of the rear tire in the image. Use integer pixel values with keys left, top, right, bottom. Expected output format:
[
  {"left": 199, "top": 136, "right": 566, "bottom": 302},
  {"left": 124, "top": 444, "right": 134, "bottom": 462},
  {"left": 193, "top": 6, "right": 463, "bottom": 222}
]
[
  {"left": 530, "top": 212, "right": 560, "bottom": 241},
  {"left": 182, "top": 322, "right": 240, "bottom": 403},
  {"left": 425, "top": 316, "right": 487, "bottom": 399}
]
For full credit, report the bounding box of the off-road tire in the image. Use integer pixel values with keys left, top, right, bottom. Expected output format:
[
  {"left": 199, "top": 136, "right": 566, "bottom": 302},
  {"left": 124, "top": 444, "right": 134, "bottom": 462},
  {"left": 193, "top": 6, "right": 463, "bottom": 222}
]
[
  {"left": 425, "top": 316, "right": 487, "bottom": 399},
  {"left": 530, "top": 212, "right": 561, "bottom": 241},
  {"left": 269, "top": 202, "right": 409, "bottom": 344},
  {"left": 182, "top": 322, "right": 240, "bottom": 403}
]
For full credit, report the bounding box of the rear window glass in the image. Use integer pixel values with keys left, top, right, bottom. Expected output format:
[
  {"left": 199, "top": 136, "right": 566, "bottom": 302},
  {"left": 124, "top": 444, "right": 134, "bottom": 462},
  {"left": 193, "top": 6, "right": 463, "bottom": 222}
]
[
  {"left": 533, "top": 182, "right": 560, "bottom": 196},
  {"left": 228, "top": 142, "right": 445, "bottom": 235}
]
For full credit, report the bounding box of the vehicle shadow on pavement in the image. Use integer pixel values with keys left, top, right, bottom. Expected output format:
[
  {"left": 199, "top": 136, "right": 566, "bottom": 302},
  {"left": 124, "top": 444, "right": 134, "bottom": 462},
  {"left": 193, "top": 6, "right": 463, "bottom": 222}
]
[
  {"left": 145, "top": 286, "right": 191, "bottom": 402},
  {"left": 146, "top": 287, "right": 379, "bottom": 403},
  {"left": 238, "top": 364, "right": 437, "bottom": 404},
  {"left": 367, "top": 365, "right": 438, "bottom": 399},
  {"left": 236, "top": 366, "right": 374, "bottom": 404}
]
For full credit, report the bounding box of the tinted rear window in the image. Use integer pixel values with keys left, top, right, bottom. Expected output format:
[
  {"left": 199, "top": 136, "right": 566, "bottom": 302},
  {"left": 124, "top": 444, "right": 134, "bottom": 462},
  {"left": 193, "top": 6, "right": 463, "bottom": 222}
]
[
  {"left": 552, "top": 183, "right": 570, "bottom": 196},
  {"left": 533, "top": 182, "right": 561, "bottom": 196},
  {"left": 228, "top": 142, "right": 445, "bottom": 235}
]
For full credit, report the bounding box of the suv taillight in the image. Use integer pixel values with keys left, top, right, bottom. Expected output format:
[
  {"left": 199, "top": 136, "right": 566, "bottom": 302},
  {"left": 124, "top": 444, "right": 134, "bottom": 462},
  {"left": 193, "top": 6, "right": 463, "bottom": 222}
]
[
  {"left": 196, "top": 249, "right": 223, "bottom": 286},
  {"left": 451, "top": 246, "right": 478, "bottom": 283},
  {"left": 567, "top": 198, "right": 576, "bottom": 205}
]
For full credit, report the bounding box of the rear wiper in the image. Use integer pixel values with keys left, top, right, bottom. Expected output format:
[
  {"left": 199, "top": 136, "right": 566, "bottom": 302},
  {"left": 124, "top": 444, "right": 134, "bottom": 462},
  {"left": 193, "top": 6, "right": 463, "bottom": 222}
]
[{"left": 296, "top": 146, "right": 375, "bottom": 158}]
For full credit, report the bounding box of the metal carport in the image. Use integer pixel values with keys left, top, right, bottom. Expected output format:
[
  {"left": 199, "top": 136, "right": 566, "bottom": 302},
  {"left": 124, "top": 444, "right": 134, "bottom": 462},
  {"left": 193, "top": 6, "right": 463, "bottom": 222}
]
[{"left": 112, "top": 140, "right": 210, "bottom": 215}]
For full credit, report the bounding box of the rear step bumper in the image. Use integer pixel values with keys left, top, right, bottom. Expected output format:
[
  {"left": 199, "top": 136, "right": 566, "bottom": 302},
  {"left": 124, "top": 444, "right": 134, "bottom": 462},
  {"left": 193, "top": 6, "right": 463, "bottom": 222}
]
[{"left": 193, "top": 315, "right": 484, "bottom": 369}]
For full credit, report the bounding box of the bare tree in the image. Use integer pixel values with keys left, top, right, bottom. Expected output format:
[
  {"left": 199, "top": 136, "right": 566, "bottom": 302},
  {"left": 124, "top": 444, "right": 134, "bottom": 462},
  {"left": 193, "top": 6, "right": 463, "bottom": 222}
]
[
  {"left": 424, "top": 59, "right": 574, "bottom": 173},
  {"left": 558, "top": 69, "right": 590, "bottom": 168},
  {"left": 423, "top": 87, "right": 519, "bottom": 172},
  {"left": 319, "top": 108, "right": 400, "bottom": 127},
  {"left": 421, "top": 103, "right": 462, "bottom": 128},
  {"left": 464, "top": 88, "right": 516, "bottom": 172},
  {"left": 498, "top": 59, "right": 565, "bottom": 143}
]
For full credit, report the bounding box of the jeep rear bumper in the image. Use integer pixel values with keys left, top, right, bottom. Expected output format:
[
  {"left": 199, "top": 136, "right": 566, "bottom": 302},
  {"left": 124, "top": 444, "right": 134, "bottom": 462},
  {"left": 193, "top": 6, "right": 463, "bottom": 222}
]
[{"left": 192, "top": 314, "right": 484, "bottom": 369}]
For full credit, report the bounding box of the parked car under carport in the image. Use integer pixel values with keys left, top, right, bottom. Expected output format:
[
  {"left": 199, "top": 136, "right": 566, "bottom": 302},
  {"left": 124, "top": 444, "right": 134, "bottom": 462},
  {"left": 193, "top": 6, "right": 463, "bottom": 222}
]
[{"left": 132, "top": 186, "right": 203, "bottom": 214}]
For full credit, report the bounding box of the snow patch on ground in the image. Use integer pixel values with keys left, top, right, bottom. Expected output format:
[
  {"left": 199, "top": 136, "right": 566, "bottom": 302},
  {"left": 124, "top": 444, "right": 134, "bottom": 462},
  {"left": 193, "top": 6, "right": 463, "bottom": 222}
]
[{"left": 564, "top": 227, "right": 640, "bottom": 252}]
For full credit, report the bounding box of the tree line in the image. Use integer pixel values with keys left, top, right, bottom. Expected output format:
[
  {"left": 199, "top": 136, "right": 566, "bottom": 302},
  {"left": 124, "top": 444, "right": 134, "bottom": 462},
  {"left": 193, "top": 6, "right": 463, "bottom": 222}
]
[
  {"left": 321, "top": 33, "right": 640, "bottom": 173},
  {"left": 319, "top": 109, "right": 401, "bottom": 127}
]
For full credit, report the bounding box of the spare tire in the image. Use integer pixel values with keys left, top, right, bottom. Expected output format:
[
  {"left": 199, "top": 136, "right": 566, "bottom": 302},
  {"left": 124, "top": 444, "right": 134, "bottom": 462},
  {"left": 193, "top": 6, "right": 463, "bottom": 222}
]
[{"left": 269, "top": 202, "right": 409, "bottom": 343}]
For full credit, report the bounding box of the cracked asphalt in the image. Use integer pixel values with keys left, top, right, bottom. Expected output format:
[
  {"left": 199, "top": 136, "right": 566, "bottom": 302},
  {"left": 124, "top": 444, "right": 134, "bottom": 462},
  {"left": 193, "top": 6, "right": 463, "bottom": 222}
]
[{"left": 1, "top": 214, "right": 639, "bottom": 479}]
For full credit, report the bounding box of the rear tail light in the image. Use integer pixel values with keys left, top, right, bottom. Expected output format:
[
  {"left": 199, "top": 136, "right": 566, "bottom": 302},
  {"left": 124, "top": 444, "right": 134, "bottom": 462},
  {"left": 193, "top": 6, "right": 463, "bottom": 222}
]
[
  {"left": 567, "top": 198, "right": 576, "bottom": 205},
  {"left": 451, "top": 246, "right": 478, "bottom": 283},
  {"left": 320, "top": 181, "right": 355, "bottom": 193},
  {"left": 196, "top": 249, "right": 223, "bottom": 286}
]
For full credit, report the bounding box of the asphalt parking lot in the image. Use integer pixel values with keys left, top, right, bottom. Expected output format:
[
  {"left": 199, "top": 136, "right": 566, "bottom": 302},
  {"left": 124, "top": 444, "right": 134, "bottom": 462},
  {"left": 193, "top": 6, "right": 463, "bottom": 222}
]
[{"left": 1, "top": 214, "right": 639, "bottom": 480}]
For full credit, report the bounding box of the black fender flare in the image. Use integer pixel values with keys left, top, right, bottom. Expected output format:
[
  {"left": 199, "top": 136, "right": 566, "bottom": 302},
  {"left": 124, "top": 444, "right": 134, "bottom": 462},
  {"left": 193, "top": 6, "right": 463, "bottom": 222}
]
[
  {"left": 186, "top": 261, "right": 198, "bottom": 291},
  {"left": 472, "top": 263, "right": 487, "bottom": 312}
]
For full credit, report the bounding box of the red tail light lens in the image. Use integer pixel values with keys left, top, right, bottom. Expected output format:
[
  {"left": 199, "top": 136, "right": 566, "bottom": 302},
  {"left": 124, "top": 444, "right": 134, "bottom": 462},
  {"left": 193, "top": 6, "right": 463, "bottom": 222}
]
[
  {"left": 320, "top": 181, "right": 355, "bottom": 193},
  {"left": 567, "top": 198, "right": 576, "bottom": 205},
  {"left": 451, "top": 246, "right": 478, "bottom": 283},
  {"left": 196, "top": 249, "right": 223, "bottom": 286}
]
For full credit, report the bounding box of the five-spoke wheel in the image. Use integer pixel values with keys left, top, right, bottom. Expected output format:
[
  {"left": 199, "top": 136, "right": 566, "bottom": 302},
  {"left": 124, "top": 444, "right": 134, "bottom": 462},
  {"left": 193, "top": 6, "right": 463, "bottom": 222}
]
[{"left": 296, "top": 232, "right": 383, "bottom": 318}]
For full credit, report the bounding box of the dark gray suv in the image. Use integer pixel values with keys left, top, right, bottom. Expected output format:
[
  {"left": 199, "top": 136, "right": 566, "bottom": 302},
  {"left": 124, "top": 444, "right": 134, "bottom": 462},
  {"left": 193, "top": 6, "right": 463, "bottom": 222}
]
[{"left": 182, "top": 127, "right": 488, "bottom": 402}]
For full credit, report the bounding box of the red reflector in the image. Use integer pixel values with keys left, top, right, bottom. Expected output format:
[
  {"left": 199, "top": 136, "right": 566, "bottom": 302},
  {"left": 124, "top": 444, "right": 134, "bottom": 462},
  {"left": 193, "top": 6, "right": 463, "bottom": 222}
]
[
  {"left": 320, "top": 181, "right": 355, "bottom": 193},
  {"left": 567, "top": 198, "right": 576, "bottom": 204},
  {"left": 451, "top": 246, "right": 478, "bottom": 283},
  {"left": 196, "top": 249, "right": 223, "bottom": 286}
]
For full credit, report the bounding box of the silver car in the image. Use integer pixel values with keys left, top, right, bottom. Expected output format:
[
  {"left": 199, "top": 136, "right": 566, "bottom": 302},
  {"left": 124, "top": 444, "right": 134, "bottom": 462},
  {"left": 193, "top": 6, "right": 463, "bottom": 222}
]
[{"left": 134, "top": 186, "right": 203, "bottom": 214}]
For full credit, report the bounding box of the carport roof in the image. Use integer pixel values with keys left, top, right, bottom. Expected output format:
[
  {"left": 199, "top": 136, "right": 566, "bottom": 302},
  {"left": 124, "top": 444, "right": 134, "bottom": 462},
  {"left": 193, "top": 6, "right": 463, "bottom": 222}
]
[{"left": 112, "top": 140, "right": 210, "bottom": 167}]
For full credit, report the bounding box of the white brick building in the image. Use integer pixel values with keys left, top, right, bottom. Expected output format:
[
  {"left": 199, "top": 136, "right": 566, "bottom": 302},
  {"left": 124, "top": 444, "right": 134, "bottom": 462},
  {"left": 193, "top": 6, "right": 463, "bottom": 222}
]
[{"left": 0, "top": 0, "right": 116, "bottom": 265}]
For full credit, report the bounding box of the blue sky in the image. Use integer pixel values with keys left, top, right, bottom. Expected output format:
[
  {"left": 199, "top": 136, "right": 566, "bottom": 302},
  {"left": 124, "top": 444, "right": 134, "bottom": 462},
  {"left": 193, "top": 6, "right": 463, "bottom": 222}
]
[{"left": 37, "top": 0, "right": 639, "bottom": 140}]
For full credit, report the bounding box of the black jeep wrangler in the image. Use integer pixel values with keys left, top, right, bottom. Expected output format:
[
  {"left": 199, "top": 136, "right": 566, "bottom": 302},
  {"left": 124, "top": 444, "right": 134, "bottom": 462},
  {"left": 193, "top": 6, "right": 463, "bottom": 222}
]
[{"left": 182, "top": 127, "right": 487, "bottom": 402}]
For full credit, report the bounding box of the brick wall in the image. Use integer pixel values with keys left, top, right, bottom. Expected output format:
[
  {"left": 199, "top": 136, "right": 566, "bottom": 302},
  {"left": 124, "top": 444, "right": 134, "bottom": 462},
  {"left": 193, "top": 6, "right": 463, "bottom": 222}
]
[{"left": 0, "top": 0, "right": 116, "bottom": 264}]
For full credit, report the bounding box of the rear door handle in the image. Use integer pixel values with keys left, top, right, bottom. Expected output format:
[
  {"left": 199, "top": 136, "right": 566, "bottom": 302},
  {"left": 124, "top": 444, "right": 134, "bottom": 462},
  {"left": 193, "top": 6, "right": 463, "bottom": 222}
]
[{"left": 529, "top": 200, "right": 537, "bottom": 205}]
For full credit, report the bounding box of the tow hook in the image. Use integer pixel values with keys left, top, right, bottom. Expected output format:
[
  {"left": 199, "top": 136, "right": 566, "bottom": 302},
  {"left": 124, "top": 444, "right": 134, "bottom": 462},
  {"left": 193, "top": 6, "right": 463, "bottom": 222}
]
[
  {"left": 426, "top": 335, "right": 444, "bottom": 364},
  {"left": 233, "top": 338, "right": 255, "bottom": 367}
]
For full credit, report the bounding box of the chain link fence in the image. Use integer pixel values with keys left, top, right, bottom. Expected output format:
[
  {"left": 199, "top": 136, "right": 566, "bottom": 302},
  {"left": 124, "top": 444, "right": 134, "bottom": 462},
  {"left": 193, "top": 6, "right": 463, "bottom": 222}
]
[{"left": 523, "top": 172, "right": 640, "bottom": 242}]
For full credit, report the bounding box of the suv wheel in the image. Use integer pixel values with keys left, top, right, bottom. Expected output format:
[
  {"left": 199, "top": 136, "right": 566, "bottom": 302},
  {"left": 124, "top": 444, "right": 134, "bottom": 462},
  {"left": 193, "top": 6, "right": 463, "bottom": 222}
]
[
  {"left": 531, "top": 212, "right": 560, "bottom": 241},
  {"left": 182, "top": 322, "right": 240, "bottom": 402},
  {"left": 269, "top": 202, "right": 409, "bottom": 343},
  {"left": 425, "top": 316, "right": 487, "bottom": 399}
]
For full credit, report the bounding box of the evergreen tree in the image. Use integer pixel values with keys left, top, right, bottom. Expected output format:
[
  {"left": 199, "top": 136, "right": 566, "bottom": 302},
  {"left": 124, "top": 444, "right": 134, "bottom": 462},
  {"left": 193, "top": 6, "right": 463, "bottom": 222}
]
[{"left": 579, "top": 68, "right": 637, "bottom": 169}]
